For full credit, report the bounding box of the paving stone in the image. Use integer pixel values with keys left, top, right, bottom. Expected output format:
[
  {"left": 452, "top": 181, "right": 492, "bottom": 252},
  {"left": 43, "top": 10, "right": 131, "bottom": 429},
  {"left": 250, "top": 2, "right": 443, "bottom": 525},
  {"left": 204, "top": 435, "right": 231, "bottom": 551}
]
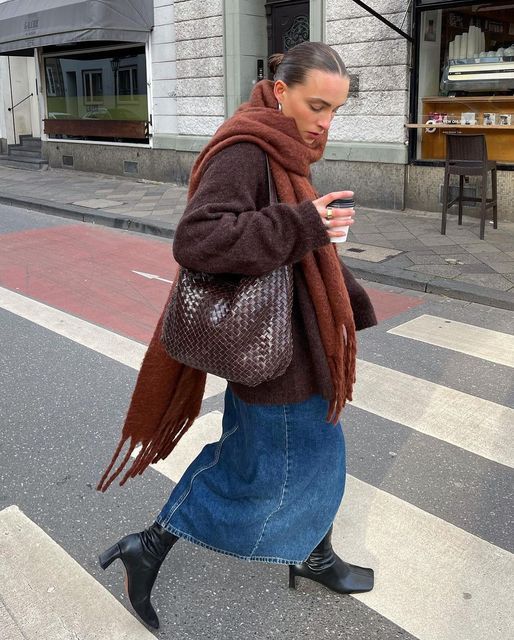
[
  {"left": 437, "top": 253, "right": 482, "bottom": 265},
  {"left": 483, "top": 262, "right": 514, "bottom": 274},
  {"left": 476, "top": 252, "right": 514, "bottom": 266},
  {"left": 460, "top": 243, "right": 501, "bottom": 253},
  {"left": 373, "top": 223, "right": 410, "bottom": 232},
  {"left": 390, "top": 239, "right": 436, "bottom": 250},
  {"left": 338, "top": 242, "right": 402, "bottom": 262},
  {"left": 457, "top": 264, "right": 495, "bottom": 274},
  {"left": 407, "top": 265, "right": 460, "bottom": 278},
  {"left": 382, "top": 254, "right": 413, "bottom": 268},
  {"left": 352, "top": 225, "right": 382, "bottom": 233},
  {"left": 404, "top": 252, "right": 447, "bottom": 265},
  {"left": 444, "top": 230, "right": 483, "bottom": 242},
  {"left": 72, "top": 198, "right": 124, "bottom": 208},
  {"left": 350, "top": 233, "right": 395, "bottom": 247},
  {"left": 431, "top": 245, "right": 461, "bottom": 255},
  {"left": 454, "top": 273, "right": 514, "bottom": 291},
  {"left": 381, "top": 231, "right": 415, "bottom": 240},
  {"left": 418, "top": 235, "right": 461, "bottom": 246}
]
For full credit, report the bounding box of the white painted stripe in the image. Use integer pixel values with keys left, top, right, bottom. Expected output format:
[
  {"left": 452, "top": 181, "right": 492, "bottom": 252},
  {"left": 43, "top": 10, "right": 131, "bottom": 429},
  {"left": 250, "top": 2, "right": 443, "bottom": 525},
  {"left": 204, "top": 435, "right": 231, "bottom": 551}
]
[
  {"left": 388, "top": 314, "right": 514, "bottom": 368},
  {"left": 352, "top": 359, "right": 514, "bottom": 469},
  {"left": 0, "top": 505, "right": 155, "bottom": 639},
  {"left": 134, "top": 411, "right": 223, "bottom": 482},
  {"left": 2, "top": 286, "right": 511, "bottom": 467},
  {"left": 0, "top": 285, "right": 225, "bottom": 400},
  {"left": 145, "top": 424, "right": 514, "bottom": 640},
  {"left": 337, "top": 476, "right": 514, "bottom": 640}
]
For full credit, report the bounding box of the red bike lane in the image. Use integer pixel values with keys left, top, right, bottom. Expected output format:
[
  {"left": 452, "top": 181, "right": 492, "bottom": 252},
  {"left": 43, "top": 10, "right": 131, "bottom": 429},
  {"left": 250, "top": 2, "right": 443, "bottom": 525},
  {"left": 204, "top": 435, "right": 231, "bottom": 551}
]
[{"left": 0, "top": 223, "right": 425, "bottom": 343}]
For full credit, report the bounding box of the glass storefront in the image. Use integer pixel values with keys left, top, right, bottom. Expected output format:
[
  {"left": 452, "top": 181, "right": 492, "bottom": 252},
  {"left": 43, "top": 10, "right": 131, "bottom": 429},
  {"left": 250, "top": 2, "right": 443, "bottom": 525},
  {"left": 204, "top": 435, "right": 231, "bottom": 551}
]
[
  {"left": 43, "top": 45, "right": 149, "bottom": 142},
  {"left": 411, "top": 1, "right": 514, "bottom": 163}
]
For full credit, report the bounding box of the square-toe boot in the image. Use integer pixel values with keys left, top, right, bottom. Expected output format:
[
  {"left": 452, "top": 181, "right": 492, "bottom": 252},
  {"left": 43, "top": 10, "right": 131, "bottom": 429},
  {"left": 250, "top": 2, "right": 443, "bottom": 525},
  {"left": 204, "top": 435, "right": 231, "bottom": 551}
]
[
  {"left": 288, "top": 525, "right": 374, "bottom": 594},
  {"left": 99, "top": 522, "right": 178, "bottom": 629}
]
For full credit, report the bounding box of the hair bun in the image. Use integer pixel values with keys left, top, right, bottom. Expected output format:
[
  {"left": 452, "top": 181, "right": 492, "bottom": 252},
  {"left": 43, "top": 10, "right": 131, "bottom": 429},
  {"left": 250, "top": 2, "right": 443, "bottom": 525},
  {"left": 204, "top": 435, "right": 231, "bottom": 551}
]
[{"left": 268, "top": 53, "right": 284, "bottom": 76}]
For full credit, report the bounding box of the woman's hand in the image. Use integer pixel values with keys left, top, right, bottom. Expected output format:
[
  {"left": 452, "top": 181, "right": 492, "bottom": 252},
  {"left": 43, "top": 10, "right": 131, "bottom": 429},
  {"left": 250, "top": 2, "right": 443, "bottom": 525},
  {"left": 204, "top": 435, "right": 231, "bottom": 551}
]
[{"left": 312, "top": 191, "right": 355, "bottom": 240}]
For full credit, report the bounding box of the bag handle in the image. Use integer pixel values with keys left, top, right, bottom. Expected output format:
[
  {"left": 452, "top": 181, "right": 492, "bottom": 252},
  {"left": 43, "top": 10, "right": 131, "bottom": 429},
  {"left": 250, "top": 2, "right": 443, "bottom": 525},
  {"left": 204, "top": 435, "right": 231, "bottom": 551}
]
[{"left": 265, "top": 154, "right": 279, "bottom": 205}]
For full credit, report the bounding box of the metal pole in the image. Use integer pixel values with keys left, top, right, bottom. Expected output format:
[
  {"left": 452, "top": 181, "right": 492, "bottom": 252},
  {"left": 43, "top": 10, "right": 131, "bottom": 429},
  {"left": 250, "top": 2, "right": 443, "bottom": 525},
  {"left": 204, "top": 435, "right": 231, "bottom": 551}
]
[{"left": 7, "top": 56, "right": 16, "bottom": 143}]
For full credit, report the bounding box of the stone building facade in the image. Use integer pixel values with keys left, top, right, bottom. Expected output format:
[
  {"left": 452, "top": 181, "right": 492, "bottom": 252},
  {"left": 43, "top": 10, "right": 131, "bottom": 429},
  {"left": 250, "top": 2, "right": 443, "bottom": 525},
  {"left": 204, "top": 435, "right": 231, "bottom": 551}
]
[{"left": 1, "top": 0, "right": 513, "bottom": 219}]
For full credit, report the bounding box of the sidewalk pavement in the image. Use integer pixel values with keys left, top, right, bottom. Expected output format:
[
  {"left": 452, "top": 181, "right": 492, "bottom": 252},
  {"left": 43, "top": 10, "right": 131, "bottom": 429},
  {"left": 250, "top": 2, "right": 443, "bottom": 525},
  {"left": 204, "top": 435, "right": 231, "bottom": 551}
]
[{"left": 0, "top": 165, "right": 513, "bottom": 310}]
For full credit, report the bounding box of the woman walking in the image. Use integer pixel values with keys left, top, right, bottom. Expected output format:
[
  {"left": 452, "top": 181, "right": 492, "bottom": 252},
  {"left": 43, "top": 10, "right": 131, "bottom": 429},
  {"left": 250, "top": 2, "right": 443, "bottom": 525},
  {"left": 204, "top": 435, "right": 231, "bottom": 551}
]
[{"left": 97, "top": 41, "right": 377, "bottom": 630}]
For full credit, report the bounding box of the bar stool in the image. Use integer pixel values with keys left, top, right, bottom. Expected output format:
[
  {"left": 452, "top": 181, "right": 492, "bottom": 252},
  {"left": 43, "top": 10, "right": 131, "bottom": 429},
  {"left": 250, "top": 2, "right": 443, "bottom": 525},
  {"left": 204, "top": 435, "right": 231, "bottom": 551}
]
[{"left": 441, "top": 133, "right": 498, "bottom": 240}]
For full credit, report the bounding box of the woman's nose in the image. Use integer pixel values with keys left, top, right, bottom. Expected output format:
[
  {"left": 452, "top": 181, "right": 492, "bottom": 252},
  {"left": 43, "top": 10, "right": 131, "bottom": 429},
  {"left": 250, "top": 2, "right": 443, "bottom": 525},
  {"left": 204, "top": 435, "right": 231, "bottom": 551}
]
[{"left": 317, "top": 114, "right": 332, "bottom": 130}]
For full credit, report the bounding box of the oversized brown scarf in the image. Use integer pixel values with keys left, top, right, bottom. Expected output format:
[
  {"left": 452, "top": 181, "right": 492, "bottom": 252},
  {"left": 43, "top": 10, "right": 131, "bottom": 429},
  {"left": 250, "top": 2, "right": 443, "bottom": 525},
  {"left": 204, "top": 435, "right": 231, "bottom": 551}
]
[{"left": 97, "top": 80, "right": 356, "bottom": 492}]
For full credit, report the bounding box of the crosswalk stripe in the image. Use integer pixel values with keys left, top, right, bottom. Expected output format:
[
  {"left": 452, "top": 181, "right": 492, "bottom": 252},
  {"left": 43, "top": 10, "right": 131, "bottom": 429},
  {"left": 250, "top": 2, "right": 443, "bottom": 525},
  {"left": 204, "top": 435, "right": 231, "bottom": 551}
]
[
  {"left": 338, "top": 475, "right": 514, "bottom": 640},
  {"left": 2, "top": 285, "right": 511, "bottom": 467},
  {"left": 3, "top": 288, "right": 513, "bottom": 639},
  {"left": 388, "top": 314, "right": 514, "bottom": 367},
  {"left": 142, "top": 415, "right": 514, "bottom": 640},
  {"left": 136, "top": 411, "right": 223, "bottom": 482},
  {"left": 0, "top": 285, "right": 225, "bottom": 400},
  {"left": 352, "top": 359, "right": 514, "bottom": 469},
  {"left": 0, "top": 505, "right": 155, "bottom": 639},
  {"left": 3, "top": 285, "right": 512, "bottom": 467}
]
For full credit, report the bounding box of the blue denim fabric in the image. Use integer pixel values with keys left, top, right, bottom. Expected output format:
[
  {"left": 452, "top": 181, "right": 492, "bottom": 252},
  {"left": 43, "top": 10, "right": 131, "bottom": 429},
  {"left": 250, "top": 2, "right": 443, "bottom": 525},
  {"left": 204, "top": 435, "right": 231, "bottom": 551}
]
[{"left": 156, "top": 387, "right": 346, "bottom": 564}]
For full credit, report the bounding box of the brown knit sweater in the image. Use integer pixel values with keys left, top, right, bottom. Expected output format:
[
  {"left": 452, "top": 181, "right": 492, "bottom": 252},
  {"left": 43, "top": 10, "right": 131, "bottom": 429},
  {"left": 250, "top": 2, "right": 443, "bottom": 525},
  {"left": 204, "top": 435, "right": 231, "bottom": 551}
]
[{"left": 173, "top": 142, "right": 377, "bottom": 405}]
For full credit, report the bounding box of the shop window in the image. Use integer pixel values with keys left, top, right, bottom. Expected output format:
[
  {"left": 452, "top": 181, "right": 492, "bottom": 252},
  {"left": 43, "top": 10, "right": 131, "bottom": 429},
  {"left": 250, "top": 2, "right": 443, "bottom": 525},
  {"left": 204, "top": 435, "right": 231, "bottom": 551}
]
[
  {"left": 43, "top": 45, "right": 149, "bottom": 143},
  {"left": 412, "top": 1, "right": 514, "bottom": 164}
]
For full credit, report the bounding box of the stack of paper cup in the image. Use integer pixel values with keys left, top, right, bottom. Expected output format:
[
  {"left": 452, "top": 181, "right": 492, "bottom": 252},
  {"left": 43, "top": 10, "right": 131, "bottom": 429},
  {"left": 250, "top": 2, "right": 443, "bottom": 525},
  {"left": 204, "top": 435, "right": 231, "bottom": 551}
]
[
  {"left": 454, "top": 35, "right": 462, "bottom": 59},
  {"left": 460, "top": 33, "right": 468, "bottom": 58},
  {"left": 467, "top": 27, "right": 475, "bottom": 58}
]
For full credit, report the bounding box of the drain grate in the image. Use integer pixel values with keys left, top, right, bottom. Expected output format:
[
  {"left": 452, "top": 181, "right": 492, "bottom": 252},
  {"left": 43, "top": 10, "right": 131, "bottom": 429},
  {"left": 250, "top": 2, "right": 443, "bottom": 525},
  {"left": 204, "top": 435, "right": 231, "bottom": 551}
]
[
  {"left": 124, "top": 160, "right": 139, "bottom": 175},
  {"left": 347, "top": 248, "right": 365, "bottom": 253}
]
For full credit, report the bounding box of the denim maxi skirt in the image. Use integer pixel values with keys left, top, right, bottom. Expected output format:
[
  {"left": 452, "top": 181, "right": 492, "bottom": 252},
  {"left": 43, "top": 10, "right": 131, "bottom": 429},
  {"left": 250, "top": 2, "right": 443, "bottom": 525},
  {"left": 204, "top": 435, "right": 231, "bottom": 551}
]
[{"left": 156, "top": 386, "right": 346, "bottom": 564}]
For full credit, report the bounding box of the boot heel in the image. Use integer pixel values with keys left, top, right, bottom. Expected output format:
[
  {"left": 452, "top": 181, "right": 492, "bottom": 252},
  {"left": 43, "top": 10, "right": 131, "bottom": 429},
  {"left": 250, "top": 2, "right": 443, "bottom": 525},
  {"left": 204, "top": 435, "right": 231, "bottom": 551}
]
[
  {"left": 99, "top": 543, "right": 121, "bottom": 570},
  {"left": 288, "top": 566, "right": 297, "bottom": 590}
]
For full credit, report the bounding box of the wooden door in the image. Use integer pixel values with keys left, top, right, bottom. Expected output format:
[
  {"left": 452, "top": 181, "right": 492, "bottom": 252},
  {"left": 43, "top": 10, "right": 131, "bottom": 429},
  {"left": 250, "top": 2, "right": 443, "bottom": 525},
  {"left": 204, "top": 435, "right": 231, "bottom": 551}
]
[{"left": 266, "top": 0, "right": 310, "bottom": 60}]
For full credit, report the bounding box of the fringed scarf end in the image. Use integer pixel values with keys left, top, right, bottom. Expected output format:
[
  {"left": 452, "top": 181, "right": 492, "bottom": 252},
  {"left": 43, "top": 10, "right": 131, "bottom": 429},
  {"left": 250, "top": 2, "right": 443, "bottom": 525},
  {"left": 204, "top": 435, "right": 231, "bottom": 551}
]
[{"left": 96, "top": 436, "right": 136, "bottom": 493}]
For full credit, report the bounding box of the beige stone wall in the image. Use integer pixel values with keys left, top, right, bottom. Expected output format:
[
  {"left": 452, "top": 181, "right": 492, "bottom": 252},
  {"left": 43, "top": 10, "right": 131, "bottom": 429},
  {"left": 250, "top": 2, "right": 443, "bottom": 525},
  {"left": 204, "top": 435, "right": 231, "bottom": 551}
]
[
  {"left": 175, "top": 0, "right": 225, "bottom": 135},
  {"left": 326, "top": 0, "right": 410, "bottom": 144},
  {"left": 152, "top": 0, "right": 178, "bottom": 136}
]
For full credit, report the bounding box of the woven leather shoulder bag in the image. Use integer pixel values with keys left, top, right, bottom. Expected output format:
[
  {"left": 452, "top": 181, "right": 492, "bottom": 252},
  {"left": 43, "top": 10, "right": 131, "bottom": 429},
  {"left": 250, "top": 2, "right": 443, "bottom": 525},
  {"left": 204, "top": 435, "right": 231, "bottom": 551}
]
[{"left": 160, "top": 156, "right": 294, "bottom": 387}]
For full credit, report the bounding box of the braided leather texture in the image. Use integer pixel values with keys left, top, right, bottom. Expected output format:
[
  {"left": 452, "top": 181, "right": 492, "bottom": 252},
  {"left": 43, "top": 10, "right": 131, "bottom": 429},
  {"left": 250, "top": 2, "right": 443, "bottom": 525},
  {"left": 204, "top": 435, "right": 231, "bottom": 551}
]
[
  {"left": 160, "top": 153, "right": 294, "bottom": 387},
  {"left": 161, "top": 265, "right": 293, "bottom": 386}
]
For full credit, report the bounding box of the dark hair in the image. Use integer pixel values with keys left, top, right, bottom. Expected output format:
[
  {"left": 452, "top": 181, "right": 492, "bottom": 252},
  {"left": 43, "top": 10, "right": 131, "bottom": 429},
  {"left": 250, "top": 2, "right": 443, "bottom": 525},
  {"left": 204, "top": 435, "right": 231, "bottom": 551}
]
[{"left": 268, "top": 42, "right": 348, "bottom": 86}]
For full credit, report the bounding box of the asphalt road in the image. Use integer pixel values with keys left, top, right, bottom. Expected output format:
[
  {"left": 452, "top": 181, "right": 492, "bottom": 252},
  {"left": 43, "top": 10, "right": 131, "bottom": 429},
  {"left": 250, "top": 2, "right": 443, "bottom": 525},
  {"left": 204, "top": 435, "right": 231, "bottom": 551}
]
[{"left": 1, "top": 203, "right": 513, "bottom": 640}]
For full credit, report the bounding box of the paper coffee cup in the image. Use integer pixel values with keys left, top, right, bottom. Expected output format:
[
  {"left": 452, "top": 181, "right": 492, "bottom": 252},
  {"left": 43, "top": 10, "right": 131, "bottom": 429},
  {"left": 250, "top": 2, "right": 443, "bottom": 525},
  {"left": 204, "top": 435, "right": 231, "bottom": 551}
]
[{"left": 327, "top": 197, "right": 354, "bottom": 244}]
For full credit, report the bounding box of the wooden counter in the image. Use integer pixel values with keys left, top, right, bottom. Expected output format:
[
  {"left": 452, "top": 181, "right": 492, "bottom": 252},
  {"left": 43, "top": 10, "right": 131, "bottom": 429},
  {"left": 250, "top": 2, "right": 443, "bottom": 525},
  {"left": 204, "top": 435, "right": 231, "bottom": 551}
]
[{"left": 411, "top": 96, "right": 514, "bottom": 162}]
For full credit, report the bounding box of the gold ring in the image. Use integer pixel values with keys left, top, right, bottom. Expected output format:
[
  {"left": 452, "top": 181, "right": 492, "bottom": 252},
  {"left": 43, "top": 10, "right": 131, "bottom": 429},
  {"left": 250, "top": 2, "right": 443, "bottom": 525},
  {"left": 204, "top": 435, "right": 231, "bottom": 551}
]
[{"left": 326, "top": 209, "right": 333, "bottom": 221}]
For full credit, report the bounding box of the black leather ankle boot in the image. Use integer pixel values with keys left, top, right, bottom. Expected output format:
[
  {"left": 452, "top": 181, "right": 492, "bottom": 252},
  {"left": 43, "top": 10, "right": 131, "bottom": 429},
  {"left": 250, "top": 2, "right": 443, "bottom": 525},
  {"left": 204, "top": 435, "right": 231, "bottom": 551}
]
[
  {"left": 289, "top": 525, "right": 374, "bottom": 594},
  {"left": 99, "top": 522, "right": 178, "bottom": 629}
]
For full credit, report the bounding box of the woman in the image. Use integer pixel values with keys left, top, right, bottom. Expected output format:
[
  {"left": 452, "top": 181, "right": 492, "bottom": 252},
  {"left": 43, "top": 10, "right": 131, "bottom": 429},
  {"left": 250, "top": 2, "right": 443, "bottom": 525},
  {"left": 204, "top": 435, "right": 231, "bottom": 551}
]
[{"left": 97, "top": 42, "right": 377, "bottom": 630}]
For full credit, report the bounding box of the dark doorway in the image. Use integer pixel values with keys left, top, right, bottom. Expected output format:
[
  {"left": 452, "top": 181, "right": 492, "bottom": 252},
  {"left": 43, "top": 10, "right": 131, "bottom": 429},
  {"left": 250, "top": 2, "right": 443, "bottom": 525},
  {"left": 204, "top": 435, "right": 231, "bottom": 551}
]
[{"left": 266, "top": 0, "right": 310, "bottom": 61}]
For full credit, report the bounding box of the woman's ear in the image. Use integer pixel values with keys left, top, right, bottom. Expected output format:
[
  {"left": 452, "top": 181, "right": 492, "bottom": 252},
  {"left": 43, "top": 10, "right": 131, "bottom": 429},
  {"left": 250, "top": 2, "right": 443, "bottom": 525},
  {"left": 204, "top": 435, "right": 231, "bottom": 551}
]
[{"left": 273, "top": 80, "right": 287, "bottom": 106}]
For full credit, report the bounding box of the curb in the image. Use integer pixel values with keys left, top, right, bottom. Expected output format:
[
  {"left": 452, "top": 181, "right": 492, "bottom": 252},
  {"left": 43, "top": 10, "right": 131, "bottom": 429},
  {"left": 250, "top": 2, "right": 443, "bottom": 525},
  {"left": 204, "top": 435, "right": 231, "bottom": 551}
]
[
  {"left": 3, "top": 194, "right": 513, "bottom": 311},
  {"left": 0, "top": 193, "right": 176, "bottom": 239},
  {"left": 343, "top": 257, "right": 514, "bottom": 311}
]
